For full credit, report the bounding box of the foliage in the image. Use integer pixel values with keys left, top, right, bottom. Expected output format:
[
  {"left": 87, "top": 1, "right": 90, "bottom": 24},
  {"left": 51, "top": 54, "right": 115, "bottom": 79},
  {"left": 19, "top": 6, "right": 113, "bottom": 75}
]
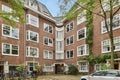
[
  {"left": 83, "top": 53, "right": 118, "bottom": 64},
  {"left": 35, "top": 65, "right": 41, "bottom": 71},
  {"left": 68, "top": 65, "right": 79, "bottom": 75},
  {"left": 101, "top": 63, "right": 111, "bottom": 70},
  {"left": 0, "top": 0, "right": 25, "bottom": 26},
  {"left": 86, "top": 0, "right": 94, "bottom": 55},
  {"left": 16, "top": 64, "right": 24, "bottom": 72},
  {"left": 58, "top": 0, "right": 120, "bottom": 69}
]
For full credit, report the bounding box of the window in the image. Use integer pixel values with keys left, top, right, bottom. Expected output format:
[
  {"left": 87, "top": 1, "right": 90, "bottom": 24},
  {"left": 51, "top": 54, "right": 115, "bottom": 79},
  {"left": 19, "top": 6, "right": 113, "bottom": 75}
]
[
  {"left": 2, "top": 43, "right": 19, "bottom": 56},
  {"left": 2, "top": 24, "right": 19, "bottom": 39},
  {"left": 43, "top": 23, "right": 53, "bottom": 33},
  {"left": 102, "top": 39, "right": 111, "bottom": 53},
  {"left": 77, "top": 27, "right": 86, "bottom": 41},
  {"left": 66, "top": 35, "right": 74, "bottom": 46},
  {"left": 26, "top": 46, "right": 39, "bottom": 58},
  {"left": 26, "top": 14, "right": 39, "bottom": 27},
  {"left": 43, "top": 50, "right": 53, "bottom": 59},
  {"left": 66, "top": 50, "right": 74, "bottom": 59},
  {"left": 77, "top": 10, "right": 86, "bottom": 25},
  {"left": 114, "top": 36, "right": 120, "bottom": 51},
  {"left": 56, "top": 41, "right": 64, "bottom": 51},
  {"left": 66, "top": 21, "right": 74, "bottom": 32},
  {"left": 77, "top": 44, "right": 89, "bottom": 56},
  {"left": 102, "top": 0, "right": 110, "bottom": 12},
  {"left": 102, "top": 36, "right": 120, "bottom": 53},
  {"left": 26, "top": 30, "right": 39, "bottom": 42},
  {"left": 78, "top": 62, "right": 88, "bottom": 72},
  {"left": 44, "top": 37, "right": 53, "bottom": 46},
  {"left": 2, "top": 5, "right": 19, "bottom": 22},
  {"left": 95, "top": 64, "right": 101, "bottom": 71},
  {"left": 27, "top": 62, "right": 39, "bottom": 72},
  {"left": 2, "top": 5, "right": 11, "bottom": 12},
  {"left": 101, "top": 14, "right": 120, "bottom": 33},
  {"left": 28, "top": 0, "right": 38, "bottom": 10},
  {"left": 43, "top": 64, "right": 53, "bottom": 72},
  {"left": 56, "top": 31, "right": 64, "bottom": 40},
  {"left": 56, "top": 53, "right": 64, "bottom": 59}
]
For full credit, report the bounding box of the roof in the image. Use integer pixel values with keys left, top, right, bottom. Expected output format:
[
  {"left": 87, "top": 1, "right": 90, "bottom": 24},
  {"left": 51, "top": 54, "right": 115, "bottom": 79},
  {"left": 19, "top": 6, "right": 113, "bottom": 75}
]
[{"left": 24, "top": 0, "right": 53, "bottom": 18}]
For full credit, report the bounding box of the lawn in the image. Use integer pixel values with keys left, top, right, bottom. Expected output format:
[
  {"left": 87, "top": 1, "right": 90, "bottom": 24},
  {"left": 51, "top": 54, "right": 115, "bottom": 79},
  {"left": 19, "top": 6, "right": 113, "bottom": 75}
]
[{"left": 35, "top": 74, "right": 81, "bottom": 80}]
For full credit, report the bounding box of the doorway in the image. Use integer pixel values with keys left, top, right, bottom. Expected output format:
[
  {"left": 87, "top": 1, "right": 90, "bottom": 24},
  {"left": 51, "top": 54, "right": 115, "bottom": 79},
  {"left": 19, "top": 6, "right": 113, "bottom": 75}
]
[{"left": 55, "top": 64, "right": 64, "bottom": 74}]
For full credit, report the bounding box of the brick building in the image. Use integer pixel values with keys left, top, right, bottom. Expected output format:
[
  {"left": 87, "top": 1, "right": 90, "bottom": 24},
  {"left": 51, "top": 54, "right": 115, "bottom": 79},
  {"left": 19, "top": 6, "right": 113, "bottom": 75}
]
[{"left": 0, "top": 0, "right": 120, "bottom": 74}]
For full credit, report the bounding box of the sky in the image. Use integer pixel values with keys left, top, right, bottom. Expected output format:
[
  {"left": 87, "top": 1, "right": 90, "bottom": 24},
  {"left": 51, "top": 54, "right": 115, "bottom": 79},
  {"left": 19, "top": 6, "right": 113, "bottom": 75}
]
[{"left": 38, "top": 0, "right": 60, "bottom": 17}]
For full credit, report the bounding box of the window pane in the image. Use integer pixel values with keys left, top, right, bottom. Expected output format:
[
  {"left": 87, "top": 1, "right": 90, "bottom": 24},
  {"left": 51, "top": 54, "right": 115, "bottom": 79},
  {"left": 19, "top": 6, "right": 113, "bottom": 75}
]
[
  {"left": 30, "top": 32, "right": 38, "bottom": 41},
  {"left": 12, "top": 45, "right": 18, "bottom": 55},
  {"left": 12, "top": 28, "right": 19, "bottom": 38},
  {"left": 44, "top": 38, "right": 48, "bottom": 45},
  {"left": 3, "top": 44, "right": 10, "bottom": 54},
  {"left": 3, "top": 24, "right": 10, "bottom": 36}
]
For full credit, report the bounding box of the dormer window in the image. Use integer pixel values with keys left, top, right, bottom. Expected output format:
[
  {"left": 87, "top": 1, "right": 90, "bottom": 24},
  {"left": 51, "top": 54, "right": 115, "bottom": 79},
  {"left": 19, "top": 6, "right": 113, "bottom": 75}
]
[{"left": 29, "top": 0, "right": 38, "bottom": 10}]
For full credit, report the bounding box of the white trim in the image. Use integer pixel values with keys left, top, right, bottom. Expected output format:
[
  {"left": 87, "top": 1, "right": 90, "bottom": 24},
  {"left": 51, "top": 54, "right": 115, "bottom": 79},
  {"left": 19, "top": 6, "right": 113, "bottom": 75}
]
[
  {"left": 43, "top": 50, "right": 53, "bottom": 59},
  {"left": 2, "top": 24, "right": 19, "bottom": 39},
  {"left": 43, "top": 36, "right": 53, "bottom": 47},
  {"left": 26, "top": 46, "right": 39, "bottom": 58},
  {"left": 2, "top": 43, "right": 19, "bottom": 56},
  {"left": 101, "top": 14, "right": 120, "bottom": 34},
  {"left": 43, "top": 23, "right": 53, "bottom": 34},
  {"left": 77, "top": 27, "right": 86, "bottom": 41},
  {"left": 77, "top": 44, "right": 89, "bottom": 57},
  {"left": 26, "top": 14, "right": 39, "bottom": 27},
  {"left": 66, "top": 21, "right": 74, "bottom": 33},
  {"left": 66, "top": 35, "right": 74, "bottom": 46},
  {"left": 26, "top": 30, "right": 39, "bottom": 43},
  {"left": 66, "top": 49, "right": 74, "bottom": 59}
]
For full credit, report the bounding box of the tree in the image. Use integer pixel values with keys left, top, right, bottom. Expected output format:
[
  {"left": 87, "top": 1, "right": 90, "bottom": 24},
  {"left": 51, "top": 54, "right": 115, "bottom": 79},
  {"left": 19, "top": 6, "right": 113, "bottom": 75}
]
[
  {"left": 58, "top": 0, "right": 120, "bottom": 69},
  {"left": 0, "top": 0, "right": 25, "bottom": 26}
]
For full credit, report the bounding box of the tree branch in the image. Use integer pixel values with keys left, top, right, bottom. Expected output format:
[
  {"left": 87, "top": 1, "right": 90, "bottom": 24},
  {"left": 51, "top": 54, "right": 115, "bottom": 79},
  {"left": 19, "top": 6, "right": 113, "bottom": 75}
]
[
  {"left": 74, "top": 1, "right": 105, "bottom": 18},
  {"left": 113, "top": 6, "right": 120, "bottom": 16}
]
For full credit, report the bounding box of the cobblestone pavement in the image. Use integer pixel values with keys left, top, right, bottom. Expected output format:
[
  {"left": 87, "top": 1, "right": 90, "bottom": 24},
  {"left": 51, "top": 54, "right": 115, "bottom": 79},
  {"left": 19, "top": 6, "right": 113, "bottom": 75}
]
[{"left": 36, "top": 74, "right": 80, "bottom": 80}]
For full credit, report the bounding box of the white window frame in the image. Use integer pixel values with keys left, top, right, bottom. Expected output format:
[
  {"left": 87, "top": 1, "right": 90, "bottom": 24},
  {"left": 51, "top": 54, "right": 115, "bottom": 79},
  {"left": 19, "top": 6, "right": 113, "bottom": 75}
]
[
  {"left": 101, "top": 36, "right": 120, "bottom": 53},
  {"left": 27, "top": 62, "right": 39, "bottom": 72},
  {"left": 66, "top": 35, "right": 74, "bottom": 46},
  {"left": 26, "top": 14, "right": 39, "bottom": 27},
  {"left": 77, "top": 27, "right": 86, "bottom": 41},
  {"left": 28, "top": 0, "right": 38, "bottom": 10},
  {"left": 2, "top": 4, "right": 12, "bottom": 12},
  {"left": 26, "top": 46, "right": 39, "bottom": 58},
  {"left": 101, "top": 39, "right": 111, "bottom": 53},
  {"left": 43, "top": 50, "right": 53, "bottom": 59},
  {"left": 101, "top": 14, "right": 120, "bottom": 34},
  {"left": 77, "top": 44, "right": 89, "bottom": 57},
  {"left": 2, "top": 5, "right": 19, "bottom": 22},
  {"left": 55, "top": 53, "right": 64, "bottom": 60},
  {"left": 2, "top": 24, "right": 19, "bottom": 39},
  {"left": 43, "top": 23, "right": 53, "bottom": 34},
  {"left": 77, "top": 10, "right": 86, "bottom": 25},
  {"left": 94, "top": 64, "right": 101, "bottom": 71},
  {"left": 78, "top": 61, "right": 89, "bottom": 72},
  {"left": 114, "top": 36, "right": 120, "bottom": 51},
  {"left": 66, "top": 49, "right": 74, "bottom": 59},
  {"left": 26, "top": 30, "right": 39, "bottom": 42},
  {"left": 43, "top": 64, "right": 53, "bottom": 72},
  {"left": 56, "top": 41, "right": 64, "bottom": 52},
  {"left": 66, "top": 21, "right": 74, "bottom": 33},
  {"left": 2, "top": 43, "right": 19, "bottom": 56},
  {"left": 43, "top": 37, "right": 53, "bottom": 47}
]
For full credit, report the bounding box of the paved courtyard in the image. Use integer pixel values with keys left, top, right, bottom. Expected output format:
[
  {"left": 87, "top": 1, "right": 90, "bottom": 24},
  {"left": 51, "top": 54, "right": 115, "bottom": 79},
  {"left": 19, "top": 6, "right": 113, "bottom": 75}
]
[{"left": 35, "top": 74, "right": 80, "bottom": 80}]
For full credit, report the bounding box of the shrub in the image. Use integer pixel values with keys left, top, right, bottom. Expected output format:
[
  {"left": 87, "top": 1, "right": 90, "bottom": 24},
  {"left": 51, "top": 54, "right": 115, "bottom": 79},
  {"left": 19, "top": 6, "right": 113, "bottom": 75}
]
[{"left": 68, "top": 65, "right": 78, "bottom": 75}]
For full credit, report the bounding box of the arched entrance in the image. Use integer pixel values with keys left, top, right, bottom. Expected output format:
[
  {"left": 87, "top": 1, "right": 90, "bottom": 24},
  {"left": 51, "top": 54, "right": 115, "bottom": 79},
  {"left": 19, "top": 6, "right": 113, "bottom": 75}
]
[{"left": 55, "top": 64, "right": 64, "bottom": 74}]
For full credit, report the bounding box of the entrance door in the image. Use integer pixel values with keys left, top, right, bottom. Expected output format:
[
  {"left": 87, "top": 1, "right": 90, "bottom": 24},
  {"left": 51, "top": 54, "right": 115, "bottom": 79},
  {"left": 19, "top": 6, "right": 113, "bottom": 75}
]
[
  {"left": 55, "top": 64, "right": 64, "bottom": 74},
  {"left": 0, "top": 65, "right": 4, "bottom": 72}
]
